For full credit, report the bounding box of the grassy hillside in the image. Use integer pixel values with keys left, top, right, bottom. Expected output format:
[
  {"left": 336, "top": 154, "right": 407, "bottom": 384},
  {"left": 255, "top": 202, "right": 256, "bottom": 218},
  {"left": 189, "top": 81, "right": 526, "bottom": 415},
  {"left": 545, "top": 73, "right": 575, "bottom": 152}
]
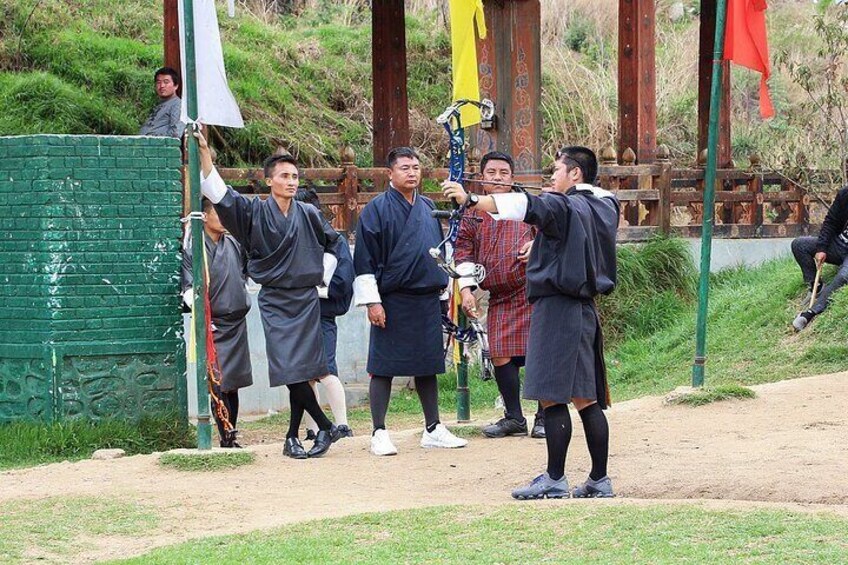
[
  {"left": 607, "top": 253, "right": 848, "bottom": 400},
  {"left": 1, "top": 0, "right": 845, "bottom": 176}
]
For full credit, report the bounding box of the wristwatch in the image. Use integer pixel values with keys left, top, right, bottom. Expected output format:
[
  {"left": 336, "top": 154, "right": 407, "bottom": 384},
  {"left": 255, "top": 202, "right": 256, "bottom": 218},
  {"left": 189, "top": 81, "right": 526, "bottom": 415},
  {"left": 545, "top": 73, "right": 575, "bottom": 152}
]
[{"left": 467, "top": 193, "right": 480, "bottom": 208}]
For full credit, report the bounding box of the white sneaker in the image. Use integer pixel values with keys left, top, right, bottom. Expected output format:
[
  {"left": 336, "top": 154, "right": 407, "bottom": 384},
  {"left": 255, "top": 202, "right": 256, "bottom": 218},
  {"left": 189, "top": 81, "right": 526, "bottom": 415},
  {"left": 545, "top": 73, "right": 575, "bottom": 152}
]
[
  {"left": 370, "top": 429, "right": 398, "bottom": 456},
  {"left": 420, "top": 424, "right": 468, "bottom": 449}
]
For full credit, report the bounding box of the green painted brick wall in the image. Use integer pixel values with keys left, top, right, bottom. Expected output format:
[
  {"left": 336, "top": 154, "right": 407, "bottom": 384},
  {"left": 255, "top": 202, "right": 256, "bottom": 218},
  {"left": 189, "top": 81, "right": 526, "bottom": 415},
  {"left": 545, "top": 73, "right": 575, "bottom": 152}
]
[{"left": 0, "top": 135, "right": 187, "bottom": 423}]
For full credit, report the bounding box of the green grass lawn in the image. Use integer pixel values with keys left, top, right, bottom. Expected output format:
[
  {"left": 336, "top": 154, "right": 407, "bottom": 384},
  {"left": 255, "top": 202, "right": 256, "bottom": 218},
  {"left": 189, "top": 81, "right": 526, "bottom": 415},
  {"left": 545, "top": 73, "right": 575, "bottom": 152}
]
[
  {"left": 0, "top": 496, "right": 158, "bottom": 564},
  {"left": 108, "top": 504, "right": 848, "bottom": 565},
  {"left": 0, "top": 412, "right": 194, "bottom": 471}
]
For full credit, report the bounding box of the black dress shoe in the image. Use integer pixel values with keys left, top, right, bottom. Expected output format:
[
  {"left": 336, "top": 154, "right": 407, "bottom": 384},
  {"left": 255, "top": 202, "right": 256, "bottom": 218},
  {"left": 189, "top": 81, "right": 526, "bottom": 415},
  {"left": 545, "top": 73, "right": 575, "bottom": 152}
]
[
  {"left": 220, "top": 430, "right": 243, "bottom": 448},
  {"left": 283, "top": 437, "right": 308, "bottom": 459},
  {"left": 305, "top": 429, "right": 317, "bottom": 441},
  {"left": 531, "top": 416, "right": 546, "bottom": 439},
  {"left": 335, "top": 425, "right": 354, "bottom": 439},
  {"left": 307, "top": 426, "right": 337, "bottom": 458},
  {"left": 482, "top": 417, "right": 528, "bottom": 438}
]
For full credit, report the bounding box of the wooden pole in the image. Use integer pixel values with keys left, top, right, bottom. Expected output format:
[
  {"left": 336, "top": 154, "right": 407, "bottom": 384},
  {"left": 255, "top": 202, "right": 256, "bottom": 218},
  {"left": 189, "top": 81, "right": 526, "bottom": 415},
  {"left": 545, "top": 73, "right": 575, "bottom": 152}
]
[
  {"left": 372, "top": 0, "right": 410, "bottom": 168},
  {"left": 618, "top": 0, "right": 657, "bottom": 164},
  {"left": 698, "top": 0, "right": 732, "bottom": 168}
]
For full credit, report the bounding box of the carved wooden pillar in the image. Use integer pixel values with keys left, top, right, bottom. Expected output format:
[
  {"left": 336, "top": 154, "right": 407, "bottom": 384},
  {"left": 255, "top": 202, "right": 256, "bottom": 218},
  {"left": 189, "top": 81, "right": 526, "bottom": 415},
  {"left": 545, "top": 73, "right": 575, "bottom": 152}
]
[{"left": 475, "top": 0, "right": 542, "bottom": 176}]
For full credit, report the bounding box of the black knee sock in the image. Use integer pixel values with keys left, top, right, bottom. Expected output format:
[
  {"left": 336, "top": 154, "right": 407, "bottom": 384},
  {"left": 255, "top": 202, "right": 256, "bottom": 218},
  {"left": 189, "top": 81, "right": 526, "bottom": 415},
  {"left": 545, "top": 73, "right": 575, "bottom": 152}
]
[
  {"left": 544, "top": 404, "right": 572, "bottom": 481},
  {"left": 494, "top": 361, "right": 523, "bottom": 421},
  {"left": 289, "top": 381, "right": 332, "bottom": 433},
  {"left": 414, "top": 375, "right": 440, "bottom": 432},
  {"left": 535, "top": 402, "right": 544, "bottom": 421},
  {"left": 224, "top": 390, "right": 239, "bottom": 429},
  {"left": 370, "top": 375, "right": 393, "bottom": 431},
  {"left": 578, "top": 403, "right": 609, "bottom": 481},
  {"left": 286, "top": 387, "right": 305, "bottom": 440}
]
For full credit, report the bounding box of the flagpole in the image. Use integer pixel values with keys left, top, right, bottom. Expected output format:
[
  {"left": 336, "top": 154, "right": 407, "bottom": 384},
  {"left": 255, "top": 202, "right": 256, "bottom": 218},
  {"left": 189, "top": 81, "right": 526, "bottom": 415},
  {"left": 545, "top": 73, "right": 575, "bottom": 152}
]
[
  {"left": 692, "top": 0, "right": 729, "bottom": 388},
  {"left": 183, "top": 0, "right": 212, "bottom": 449}
]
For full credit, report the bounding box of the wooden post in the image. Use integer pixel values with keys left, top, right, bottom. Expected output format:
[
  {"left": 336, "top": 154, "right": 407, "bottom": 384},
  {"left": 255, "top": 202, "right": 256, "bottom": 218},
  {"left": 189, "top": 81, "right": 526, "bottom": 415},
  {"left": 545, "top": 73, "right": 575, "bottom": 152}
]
[
  {"left": 341, "top": 146, "right": 359, "bottom": 244},
  {"left": 372, "top": 0, "right": 410, "bottom": 168},
  {"left": 657, "top": 144, "right": 672, "bottom": 235},
  {"left": 698, "top": 0, "right": 731, "bottom": 168},
  {"left": 618, "top": 0, "right": 657, "bottom": 164},
  {"left": 475, "top": 1, "right": 542, "bottom": 175},
  {"left": 164, "top": 0, "right": 181, "bottom": 92}
]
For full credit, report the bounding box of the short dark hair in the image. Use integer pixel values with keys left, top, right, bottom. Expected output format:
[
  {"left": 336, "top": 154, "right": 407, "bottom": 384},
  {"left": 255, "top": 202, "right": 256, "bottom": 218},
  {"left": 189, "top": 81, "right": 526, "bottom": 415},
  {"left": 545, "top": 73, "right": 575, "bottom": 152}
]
[
  {"left": 294, "top": 187, "right": 321, "bottom": 209},
  {"left": 556, "top": 146, "right": 598, "bottom": 185},
  {"left": 263, "top": 153, "right": 298, "bottom": 179},
  {"left": 201, "top": 197, "right": 215, "bottom": 213},
  {"left": 154, "top": 67, "right": 180, "bottom": 87},
  {"left": 386, "top": 147, "right": 420, "bottom": 169},
  {"left": 480, "top": 151, "right": 514, "bottom": 174}
]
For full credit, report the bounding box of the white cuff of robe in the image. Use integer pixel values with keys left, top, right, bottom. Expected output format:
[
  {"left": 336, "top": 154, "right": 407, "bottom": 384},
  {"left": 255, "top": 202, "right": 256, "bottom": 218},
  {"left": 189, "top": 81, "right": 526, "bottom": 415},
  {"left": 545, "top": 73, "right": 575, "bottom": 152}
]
[
  {"left": 182, "top": 288, "right": 194, "bottom": 309},
  {"left": 322, "top": 252, "right": 338, "bottom": 287},
  {"left": 354, "top": 274, "right": 381, "bottom": 306},
  {"left": 200, "top": 168, "right": 227, "bottom": 204},
  {"left": 439, "top": 288, "right": 450, "bottom": 301},
  {"left": 456, "top": 262, "right": 478, "bottom": 290},
  {"left": 317, "top": 285, "right": 329, "bottom": 299},
  {"left": 488, "top": 192, "right": 528, "bottom": 221}
]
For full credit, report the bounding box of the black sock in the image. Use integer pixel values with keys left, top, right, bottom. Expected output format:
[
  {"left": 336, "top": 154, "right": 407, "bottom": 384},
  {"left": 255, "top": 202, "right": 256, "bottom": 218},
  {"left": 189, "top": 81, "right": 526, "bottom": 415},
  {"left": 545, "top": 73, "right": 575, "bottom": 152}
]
[
  {"left": 286, "top": 387, "right": 305, "bottom": 440},
  {"left": 544, "top": 403, "right": 572, "bottom": 481},
  {"left": 578, "top": 403, "right": 609, "bottom": 481},
  {"left": 370, "top": 375, "right": 393, "bottom": 431},
  {"left": 415, "top": 375, "right": 440, "bottom": 431},
  {"left": 224, "top": 390, "right": 239, "bottom": 429},
  {"left": 494, "top": 361, "right": 523, "bottom": 421},
  {"left": 289, "top": 381, "right": 332, "bottom": 432}
]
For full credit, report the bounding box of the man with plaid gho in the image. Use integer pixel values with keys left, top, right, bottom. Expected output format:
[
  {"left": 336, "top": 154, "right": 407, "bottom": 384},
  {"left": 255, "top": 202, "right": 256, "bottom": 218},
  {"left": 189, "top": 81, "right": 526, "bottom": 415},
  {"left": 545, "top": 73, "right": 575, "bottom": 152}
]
[{"left": 454, "top": 151, "right": 546, "bottom": 439}]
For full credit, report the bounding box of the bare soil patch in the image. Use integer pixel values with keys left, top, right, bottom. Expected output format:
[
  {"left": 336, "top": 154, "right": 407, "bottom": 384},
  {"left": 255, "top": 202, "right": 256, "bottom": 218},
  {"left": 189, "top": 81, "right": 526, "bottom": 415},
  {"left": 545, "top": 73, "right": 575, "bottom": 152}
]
[{"left": 3, "top": 372, "right": 847, "bottom": 563}]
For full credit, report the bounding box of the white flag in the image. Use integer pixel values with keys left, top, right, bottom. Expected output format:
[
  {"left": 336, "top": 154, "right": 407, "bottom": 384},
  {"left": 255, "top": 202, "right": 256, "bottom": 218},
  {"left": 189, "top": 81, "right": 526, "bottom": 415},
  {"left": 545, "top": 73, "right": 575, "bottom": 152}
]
[{"left": 179, "top": 0, "right": 244, "bottom": 128}]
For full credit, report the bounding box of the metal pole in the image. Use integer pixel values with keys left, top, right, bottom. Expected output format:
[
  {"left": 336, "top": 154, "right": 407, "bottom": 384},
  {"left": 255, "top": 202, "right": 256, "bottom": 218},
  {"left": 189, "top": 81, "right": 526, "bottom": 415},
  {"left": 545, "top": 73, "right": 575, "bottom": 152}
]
[
  {"left": 183, "top": 0, "right": 212, "bottom": 448},
  {"left": 456, "top": 309, "right": 471, "bottom": 422},
  {"left": 692, "top": 0, "right": 728, "bottom": 388}
]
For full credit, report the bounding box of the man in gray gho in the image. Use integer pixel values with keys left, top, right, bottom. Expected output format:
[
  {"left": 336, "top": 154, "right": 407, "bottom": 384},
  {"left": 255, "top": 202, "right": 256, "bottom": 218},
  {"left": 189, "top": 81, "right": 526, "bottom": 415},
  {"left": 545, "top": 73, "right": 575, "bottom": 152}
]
[{"left": 139, "top": 67, "right": 185, "bottom": 138}]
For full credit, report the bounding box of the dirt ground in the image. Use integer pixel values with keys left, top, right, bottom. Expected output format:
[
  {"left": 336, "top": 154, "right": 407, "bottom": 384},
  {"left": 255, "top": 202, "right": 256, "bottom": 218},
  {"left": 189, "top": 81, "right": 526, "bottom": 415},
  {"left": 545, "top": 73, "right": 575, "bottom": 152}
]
[{"left": 3, "top": 372, "right": 848, "bottom": 563}]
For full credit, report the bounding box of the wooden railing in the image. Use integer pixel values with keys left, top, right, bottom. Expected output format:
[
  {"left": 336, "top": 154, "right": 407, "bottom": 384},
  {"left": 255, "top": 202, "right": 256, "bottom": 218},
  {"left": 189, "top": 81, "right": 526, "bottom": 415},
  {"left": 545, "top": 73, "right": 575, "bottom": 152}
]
[{"left": 217, "top": 144, "right": 828, "bottom": 242}]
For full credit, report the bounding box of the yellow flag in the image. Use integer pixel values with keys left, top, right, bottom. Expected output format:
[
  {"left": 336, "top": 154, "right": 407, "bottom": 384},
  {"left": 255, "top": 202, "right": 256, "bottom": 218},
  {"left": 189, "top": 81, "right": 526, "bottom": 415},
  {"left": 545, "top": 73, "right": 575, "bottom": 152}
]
[{"left": 449, "top": 0, "right": 487, "bottom": 127}]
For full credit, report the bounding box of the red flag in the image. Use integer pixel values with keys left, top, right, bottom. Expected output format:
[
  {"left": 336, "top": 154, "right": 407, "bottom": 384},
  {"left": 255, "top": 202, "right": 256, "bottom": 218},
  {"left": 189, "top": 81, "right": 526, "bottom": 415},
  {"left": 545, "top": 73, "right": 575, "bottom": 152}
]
[{"left": 724, "top": 0, "right": 774, "bottom": 118}]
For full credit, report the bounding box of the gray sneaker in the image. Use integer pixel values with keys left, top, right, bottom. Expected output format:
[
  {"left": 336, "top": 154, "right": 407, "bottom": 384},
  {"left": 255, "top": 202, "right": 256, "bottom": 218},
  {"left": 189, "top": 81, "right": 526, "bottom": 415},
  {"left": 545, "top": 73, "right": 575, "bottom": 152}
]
[
  {"left": 572, "top": 476, "right": 614, "bottom": 498},
  {"left": 511, "top": 473, "right": 570, "bottom": 500}
]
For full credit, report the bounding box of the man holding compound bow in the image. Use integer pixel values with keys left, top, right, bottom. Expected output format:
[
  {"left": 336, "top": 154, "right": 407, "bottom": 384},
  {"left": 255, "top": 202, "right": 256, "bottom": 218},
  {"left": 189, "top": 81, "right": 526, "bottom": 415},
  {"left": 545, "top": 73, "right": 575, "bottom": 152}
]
[
  {"left": 443, "top": 146, "right": 619, "bottom": 499},
  {"left": 454, "top": 151, "right": 546, "bottom": 439}
]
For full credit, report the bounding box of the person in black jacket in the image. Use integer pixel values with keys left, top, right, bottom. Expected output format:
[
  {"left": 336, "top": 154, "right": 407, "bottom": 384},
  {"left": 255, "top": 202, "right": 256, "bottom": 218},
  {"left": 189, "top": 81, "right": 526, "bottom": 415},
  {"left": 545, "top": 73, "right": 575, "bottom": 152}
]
[{"left": 792, "top": 185, "right": 848, "bottom": 331}]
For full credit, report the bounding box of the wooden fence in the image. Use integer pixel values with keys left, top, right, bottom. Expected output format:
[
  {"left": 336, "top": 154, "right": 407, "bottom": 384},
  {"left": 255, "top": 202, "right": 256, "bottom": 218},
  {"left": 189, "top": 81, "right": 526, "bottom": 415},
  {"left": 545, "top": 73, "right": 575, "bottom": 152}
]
[{"left": 217, "top": 144, "right": 827, "bottom": 243}]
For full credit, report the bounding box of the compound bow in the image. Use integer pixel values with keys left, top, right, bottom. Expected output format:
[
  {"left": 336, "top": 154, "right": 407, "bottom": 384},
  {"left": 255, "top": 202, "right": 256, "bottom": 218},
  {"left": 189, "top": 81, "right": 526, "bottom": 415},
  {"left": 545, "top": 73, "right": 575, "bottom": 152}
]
[{"left": 430, "top": 98, "right": 496, "bottom": 381}]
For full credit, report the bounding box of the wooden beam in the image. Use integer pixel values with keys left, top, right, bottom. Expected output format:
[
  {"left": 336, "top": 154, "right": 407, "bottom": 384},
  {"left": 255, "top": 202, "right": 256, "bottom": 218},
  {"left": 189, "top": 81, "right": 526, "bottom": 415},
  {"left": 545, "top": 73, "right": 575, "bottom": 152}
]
[
  {"left": 372, "top": 0, "right": 410, "bottom": 167},
  {"left": 618, "top": 0, "right": 657, "bottom": 164},
  {"left": 474, "top": 1, "right": 542, "bottom": 175},
  {"left": 698, "top": 0, "right": 732, "bottom": 168}
]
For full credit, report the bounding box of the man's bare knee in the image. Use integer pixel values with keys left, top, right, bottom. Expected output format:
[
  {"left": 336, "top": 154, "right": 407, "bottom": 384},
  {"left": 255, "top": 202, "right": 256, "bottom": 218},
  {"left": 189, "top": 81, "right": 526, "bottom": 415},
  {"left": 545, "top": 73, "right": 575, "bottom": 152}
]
[
  {"left": 492, "top": 357, "right": 511, "bottom": 367},
  {"left": 572, "top": 398, "right": 597, "bottom": 411}
]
